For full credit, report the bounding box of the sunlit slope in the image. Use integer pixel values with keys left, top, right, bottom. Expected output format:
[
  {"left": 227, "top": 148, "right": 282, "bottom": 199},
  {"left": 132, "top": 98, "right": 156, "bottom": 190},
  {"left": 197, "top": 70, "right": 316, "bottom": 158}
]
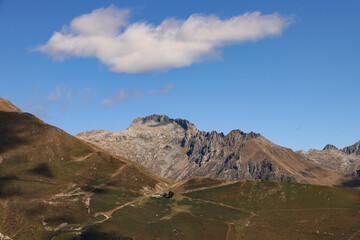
[
  {"left": 74, "top": 178, "right": 360, "bottom": 240},
  {"left": 184, "top": 179, "right": 360, "bottom": 240}
]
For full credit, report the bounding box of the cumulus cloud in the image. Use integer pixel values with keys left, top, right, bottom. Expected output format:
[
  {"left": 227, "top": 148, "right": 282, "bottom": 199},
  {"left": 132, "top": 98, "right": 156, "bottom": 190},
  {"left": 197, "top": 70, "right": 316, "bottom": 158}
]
[
  {"left": 148, "top": 84, "right": 175, "bottom": 95},
  {"left": 98, "top": 89, "right": 141, "bottom": 108},
  {"left": 35, "top": 5, "right": 292, "bottom": 74}
]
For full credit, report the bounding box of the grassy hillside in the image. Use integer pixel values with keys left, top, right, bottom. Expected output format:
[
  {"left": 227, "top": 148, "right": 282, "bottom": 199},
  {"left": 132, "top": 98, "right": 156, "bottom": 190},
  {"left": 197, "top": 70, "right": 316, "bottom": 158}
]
[
  {"left": 0, "top": 108, "right": 171, "bottom": 240},
  {"left": 1, "top": 100, "right": 360, "bottom": 240},
  {"left": 65, "top": 179, "right": 360, "bottom": 240}
]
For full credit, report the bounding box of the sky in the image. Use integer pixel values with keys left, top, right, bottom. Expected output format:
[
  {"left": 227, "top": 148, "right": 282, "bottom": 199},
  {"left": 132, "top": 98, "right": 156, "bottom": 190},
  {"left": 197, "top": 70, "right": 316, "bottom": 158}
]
[{"left": 0, "top": 0, "right": 359, "bottom": 151}]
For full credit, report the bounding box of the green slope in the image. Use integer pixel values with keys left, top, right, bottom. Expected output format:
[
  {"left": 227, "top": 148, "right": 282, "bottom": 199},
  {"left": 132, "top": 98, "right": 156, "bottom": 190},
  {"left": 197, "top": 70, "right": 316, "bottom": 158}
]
[{"left": 72, "top": 179, "right": 360, "bottom": 240}]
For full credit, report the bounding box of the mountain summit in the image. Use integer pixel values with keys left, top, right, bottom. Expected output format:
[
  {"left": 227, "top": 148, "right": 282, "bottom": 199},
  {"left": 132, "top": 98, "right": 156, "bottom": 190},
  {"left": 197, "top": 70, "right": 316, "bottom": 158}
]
[
  {"left": 0, "top": 98, "right": 22, "bottom": 113},
  {"left": 77, "top": 114, "right": 354, "bottom": 185}
]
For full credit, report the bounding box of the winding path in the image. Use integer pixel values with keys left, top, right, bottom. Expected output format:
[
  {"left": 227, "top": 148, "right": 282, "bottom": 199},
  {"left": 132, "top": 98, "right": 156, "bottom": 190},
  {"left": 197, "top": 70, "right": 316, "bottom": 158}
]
[{"left": 348, "top": 230, "right": 360, "bottom": 240}]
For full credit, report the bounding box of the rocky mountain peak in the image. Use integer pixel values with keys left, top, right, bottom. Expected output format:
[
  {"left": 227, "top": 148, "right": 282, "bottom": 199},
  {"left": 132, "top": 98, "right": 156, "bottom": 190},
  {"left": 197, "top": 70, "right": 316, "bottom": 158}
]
[
  {"left": 77, "top": 114, "right": 355, "bottom": 185},
  {"left": 342, "top": 140, "right": 360, "bottom": 155},
  {"left": 323, "top": 144, "right": 338, "bottom": 151},
  {"left": 129, "top": 114, "right": 198, "bottom": 132},
  {"left": 227, "top": 129, "right": 261, "bottom": 139},
  {"left": 142, "top": 114, "right": 172, "bottom": 124},
  {"left": 298, "top": 140, "right": 360, "bottom": 178},
  {"left": 226, "top": 130, "right": 261, "bottom": 146},
  {"left": 0, "top": 98, "right": 23, "bottom": 113}
]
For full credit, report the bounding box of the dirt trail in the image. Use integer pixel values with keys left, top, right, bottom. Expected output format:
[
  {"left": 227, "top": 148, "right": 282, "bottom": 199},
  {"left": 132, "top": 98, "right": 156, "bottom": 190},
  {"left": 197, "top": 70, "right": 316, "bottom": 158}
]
[
  {"left": 348, "top": 230, "right": 360, "bottom": 240},
  {"left": 74, "top": 152, "right": 95, "bottom": 162},
  {"left": 185, "top": 197, "right": 247, "bottom": 212},
  {"left": 93, "top": 199, "right": 138, "bottom": 224},
  {"left": 11, "top": 223, "right": 26, "bottom": 239},
  {"left": 186, "top": 194, "right": 355, "bottom": 214},
  {"left": 93, "top": 192, "right": 157, "bottom": 224},
  {"left": 179, "top": 181, "right": 235, "bottom": 194},
  {"left": 259, "top": 207, "right": 354, "bottom": 212},
  {"left": 110, "top": 164, "right": 127, "bottom": 178},
  {"left": 226, "top": 223, "right": 232, "bottom": 240}
]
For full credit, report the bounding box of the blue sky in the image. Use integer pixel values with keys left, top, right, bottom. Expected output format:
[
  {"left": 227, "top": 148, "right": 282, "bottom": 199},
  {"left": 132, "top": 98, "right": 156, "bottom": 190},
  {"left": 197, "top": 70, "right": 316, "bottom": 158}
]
[{"left": 0, "top": 0, "right": 359, "bottom": 151}]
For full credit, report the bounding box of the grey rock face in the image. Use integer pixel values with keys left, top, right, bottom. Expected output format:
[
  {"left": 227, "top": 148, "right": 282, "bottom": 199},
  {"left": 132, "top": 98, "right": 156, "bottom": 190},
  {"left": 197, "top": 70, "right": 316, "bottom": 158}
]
[
  {"left": 298, "top": 141, "right": 360, "bottom": 178},
  {"left": 77, "top": 115, "right": 348, "bottom": 185},
  {"left": 342, "top": 141, "right": 360, "bottom": 155},
  {"left": 323, "top": 144, "right": 338, "bottom": 151},
  {"left": 77, "top": 115, "right": 263, "bottom": 181}
]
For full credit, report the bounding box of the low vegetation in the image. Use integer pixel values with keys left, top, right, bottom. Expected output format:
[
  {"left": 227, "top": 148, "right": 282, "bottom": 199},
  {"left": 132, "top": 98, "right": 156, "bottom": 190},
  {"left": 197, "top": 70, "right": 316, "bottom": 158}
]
[
  {"left": 78, "top": 179, "right": 360, "bottom": 240},
  {"left": 1, "top": 104, "right": 360, "bottom": 239}
]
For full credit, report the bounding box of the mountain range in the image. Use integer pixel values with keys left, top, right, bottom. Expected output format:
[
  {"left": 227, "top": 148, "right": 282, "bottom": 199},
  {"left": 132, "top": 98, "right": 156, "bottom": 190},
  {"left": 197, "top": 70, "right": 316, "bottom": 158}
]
[
  {"left": 1, "top": 98, "right": 360, "bottom": 240},
  {"left": 298, "top": 142, "right": 360, "bottom": 177},
  {"left": 77, "top": 114, "right": 358, "bottom": 186}
]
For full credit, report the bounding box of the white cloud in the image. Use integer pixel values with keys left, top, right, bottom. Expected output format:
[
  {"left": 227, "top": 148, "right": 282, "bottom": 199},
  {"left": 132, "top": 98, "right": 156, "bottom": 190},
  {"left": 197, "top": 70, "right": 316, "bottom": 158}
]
[
  {"left": 68, "top": 6, "right": 129, "bottom": 36},
  {"left": 99, "top": 89, "right": 141, "bottom": 108},
  {"left": 148, "top": 84, "right": 175, "bottom": 95},
  {"left": 46, "top": 85, "right": 73, "bottom": 103},
  {"left": 35, "top": 6, "right": 292, "bottom": 74},
  {"left": 46, "top": 85, "right": 63, "bottom": 102}
]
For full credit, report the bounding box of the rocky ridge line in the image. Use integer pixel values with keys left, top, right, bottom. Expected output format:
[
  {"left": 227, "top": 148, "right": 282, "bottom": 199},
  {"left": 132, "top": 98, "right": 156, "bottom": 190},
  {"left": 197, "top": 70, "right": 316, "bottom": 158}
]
[
  {"left": 77, "top": 114, "right": 352, "bottom": 185},
  {"left": 298, "top": 141, "right": 360, "bottom": 177}
]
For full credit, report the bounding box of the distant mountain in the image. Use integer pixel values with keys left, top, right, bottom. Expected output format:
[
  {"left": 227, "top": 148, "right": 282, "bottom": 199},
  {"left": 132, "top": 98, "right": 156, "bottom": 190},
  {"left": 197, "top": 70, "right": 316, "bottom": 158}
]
[
  {"left": 343, "top": 140, "right": 360, "bottom": 155},
  {"left": 77, "top": 114, "right": 355, "bottom": 186},
  {"left": 298, "top": 141, "right": 360, "bottom": 177},
  {"left": 0, "top": 99, "right": 171, "bottom": 239}
]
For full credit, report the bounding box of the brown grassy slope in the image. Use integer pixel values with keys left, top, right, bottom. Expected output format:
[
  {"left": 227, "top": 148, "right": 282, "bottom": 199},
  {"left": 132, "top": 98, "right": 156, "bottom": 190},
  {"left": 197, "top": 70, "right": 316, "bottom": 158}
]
[
  {"left": 235, "top": 137, "right": 359, "bottom": 186},
  {"left": 0, "top": 100, "right": 171, "bottom": 239},
  {"left": 81, "top": 178, "right": 360, "bottom": 240},
  {"left": 0, "top": 103, "right": 171, "bottom": 186},
  {"left": 181, "top": 179, "right": 360, "bottom": 240},
  {"left": 0, "top": 98, "right": 22, "bottom": 113}
]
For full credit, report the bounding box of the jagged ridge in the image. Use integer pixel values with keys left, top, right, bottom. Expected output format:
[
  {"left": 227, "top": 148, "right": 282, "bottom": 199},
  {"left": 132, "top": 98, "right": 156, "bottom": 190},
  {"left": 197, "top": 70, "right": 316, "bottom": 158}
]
[
  {"left": 77, "top": 114, "right": 353, "bottom": 185},
  {"left": 299, "top": 141, "right": 360, "bottom": 178}
]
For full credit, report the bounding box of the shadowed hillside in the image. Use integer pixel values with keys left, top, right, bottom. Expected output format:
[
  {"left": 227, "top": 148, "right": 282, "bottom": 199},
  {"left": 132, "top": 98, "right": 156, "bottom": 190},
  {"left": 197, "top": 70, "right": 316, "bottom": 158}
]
[{"left": 0, "top": 99, "right": 171, "bottom": 239}]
